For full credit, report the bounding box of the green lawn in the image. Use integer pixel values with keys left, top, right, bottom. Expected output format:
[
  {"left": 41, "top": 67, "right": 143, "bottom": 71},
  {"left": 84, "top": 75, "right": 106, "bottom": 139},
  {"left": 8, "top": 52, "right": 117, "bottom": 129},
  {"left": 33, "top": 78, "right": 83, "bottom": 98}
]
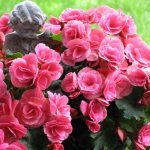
[{"left": 0, "top": 0, "right": 150, "bottom": 44}]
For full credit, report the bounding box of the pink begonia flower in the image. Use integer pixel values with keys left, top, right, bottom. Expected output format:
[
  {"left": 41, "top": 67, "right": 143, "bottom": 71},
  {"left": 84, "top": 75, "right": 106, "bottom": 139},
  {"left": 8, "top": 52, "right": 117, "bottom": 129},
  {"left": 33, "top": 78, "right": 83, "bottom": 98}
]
[
  {"left": 49, "top": 16, "right": 61, "bottom": 25},
  {"left": 0, "top": 141, "right": 27, "bottom": 150},
  {"left": 86, "top": 8, "right": 100, "bottom": 24},
  {"left": 0, "top": 129, "right": 4, "bottom": 144},
  {"left": 87, "top": 29, "right": 106, "bottom": 62},
  {"left": 86, "top": 5, "right": 115, "bottom": 24},
  {"left": 41, "top": 62, "right": 63, "bottom": 81},
  {"left": 0, "top": 65, "right": 7, "bottom": 98},
  {"left": 80, "top": 98, "right": 108, "bottom": 123},
  {"left": 121, "top": 16, "right": 137, "bottom": 38},
  {"left": 140, "top": 91, "right": 150, "bottom": 106},
  {"left": 0, "top": 92, "right": 12, "bottom": 116},
  {"left": 138, "top": 123, "right": 150, "bottom": 146},
  {"left": 15, "top": 88, "right": 49, "bottom": 128},
  {"left": 43, "top": 16, "right": 61, "bottom": 34},
  {"left": 48, "top": 142, "right": 64, "bottom": 150},
  {"left": 61, "top": 39, "right": 91, "bottom": 66},
  {"left": 61, "top": 49, "right": 75, "bottom": 66},
  {"left": 0, "top": 115, "right": 27, "bottom": 143},
  {"left": 4, "top": 58, "right": 14, "bottom": 68},
  {"left": 59, "top": 8, "right": 87, "bottom": 22},
  {"left": 43, "top": 23, "right": 61, "bottom": 35},
  {"left": 104, "top": 70, "right": 133, "bottom": 101},
  {"left": 87, "top": 58, "right": 100, "bottom": 68},
  {"left": 48, "top": 92, "right": 71, "bottom": 120},
  {"left": 44, "top": 115, "right": 72, "bottom": 143},
  {"left": 86, "top": 120, "right": 101, "bottom": 133},
  {"left": 69, "top": 91, "right": 81, "bottom": 100},
  {"left": 9, "top": 53, "right": 38, "bottom": 87},
  {"left": 9, "top": 142, "right": 27, "bottom": 150},
  {"left": 111, "top": 58, "right": 129, "bottom": 70},
  {"left": 89, "top": 28, "right": 106, "bottom": 51},
  {"left": 87, "top": 50, "right": 99, "bottom": 63},
  {"left": 125, "top": 36, "right": 150, "bottom": 67},
  {"left": 134, "top": 140, "right": 146, "bottom": 150},
  {"left": 0, "top": 14, "right": 12, "bottom": 34},
  {"left": 95, "top": 5, "right": 116, "bottom": 20},
  {"left": 70, "top": 108, "right": 78, "bottom": 119},
  {"left": 80, "top": 100, "right": 89, "bottom": 116},
  {"left": 35, "top": 43, "right": 61, "bottom": 64},
  {"left": 99, "top": 9, "right": 128, "bottom": 35},
  {"left": 88, "top": 98, "right": 107, "bottom": 122},
  {"left": 0, "top": 81, "right": 7, "bottom": 98},
  {"left": 61, "top": 72, "right": 78, "bottom": 93},
  {"left": 127, "top": 64, "right": 148, "bottom": 87},
  {"left": 99, "top": 36, "right": 125, "bottom": 64},
  {"left": 35, "top": 70, "right": 52, "bottom": 90},
  {"left": 0, "top": 62, "right": 3, "bottom": 69},
  {"left": 116, "top": 127, "right": 126, "bottom": 142},
  {"left": 0, "top": 66, "right": 4, "bottom": 78},
  {"left": 0, "top": 31, "right": 5, "bottom": 49},
  {"left": 78, "top": 67, "right": 104, "bottom": 100},
  {"left": 62, "top": 20, "right": 90, "bottom": 46}
]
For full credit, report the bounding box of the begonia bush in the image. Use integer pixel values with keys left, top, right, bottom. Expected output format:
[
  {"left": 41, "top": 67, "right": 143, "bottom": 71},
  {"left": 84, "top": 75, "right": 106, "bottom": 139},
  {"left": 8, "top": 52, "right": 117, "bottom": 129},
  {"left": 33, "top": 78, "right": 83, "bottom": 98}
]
[{"left": 1, "top": 5, "right": 150, "bottom": 150}]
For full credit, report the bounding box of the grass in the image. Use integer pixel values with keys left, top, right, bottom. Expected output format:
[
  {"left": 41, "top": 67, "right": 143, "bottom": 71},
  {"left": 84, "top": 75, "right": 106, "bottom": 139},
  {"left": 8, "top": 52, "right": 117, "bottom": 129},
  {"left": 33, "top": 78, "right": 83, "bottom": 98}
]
[{"left": 0, "top": 0, "right": 150, "bottom": 44}]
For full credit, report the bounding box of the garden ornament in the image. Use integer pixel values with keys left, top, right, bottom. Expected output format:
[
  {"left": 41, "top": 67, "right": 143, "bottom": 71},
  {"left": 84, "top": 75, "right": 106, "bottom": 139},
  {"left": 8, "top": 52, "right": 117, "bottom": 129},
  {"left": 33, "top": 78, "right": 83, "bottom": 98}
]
[{"left": 4, "top": 0, "right": 52, "bottom": 54}]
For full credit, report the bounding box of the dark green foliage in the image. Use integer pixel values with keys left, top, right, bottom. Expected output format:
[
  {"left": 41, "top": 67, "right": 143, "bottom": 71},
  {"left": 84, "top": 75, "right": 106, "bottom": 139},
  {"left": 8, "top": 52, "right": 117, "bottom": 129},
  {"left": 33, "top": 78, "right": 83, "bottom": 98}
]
[
  {"left": 63, "top": 118, "right": 93, "bottom": 150},
  {"left": 116, "top": 87, "right": 145, "bottom": 120},
  {"left": 91, "top": 119, "right": 123, "bottom": 150},
  {"left": 22, "top": 128, "right": 49, "bottom": 150}
]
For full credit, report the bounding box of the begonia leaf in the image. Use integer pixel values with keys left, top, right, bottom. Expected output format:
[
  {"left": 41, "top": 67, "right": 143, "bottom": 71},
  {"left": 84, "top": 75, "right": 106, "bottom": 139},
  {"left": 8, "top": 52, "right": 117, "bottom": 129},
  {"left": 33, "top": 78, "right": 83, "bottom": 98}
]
[
  {"left": 52, "top": 33, "right": 62, "bottom": 41},
  {"left": 5, "top": 50, "right": 23, "bottom": 58},
  {"left": 116, "top": 87, "right": 145, "bottom": 120},
  {"left": 116, "top": 98, "right": 144, "bottom": 120},
  {"left": 91, "top": 119, "right": 122, "bottom": 150}
]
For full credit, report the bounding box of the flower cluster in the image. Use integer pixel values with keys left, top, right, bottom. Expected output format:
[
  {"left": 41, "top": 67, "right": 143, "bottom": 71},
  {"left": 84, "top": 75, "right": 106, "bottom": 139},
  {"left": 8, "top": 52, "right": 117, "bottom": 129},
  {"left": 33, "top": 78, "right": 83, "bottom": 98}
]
[
  {"left": 0, "top": 37, "right": 71, "bottom": 148},
  {"left": 9, "top": 43, "right": 63, "bottom": 90},
  {"left": 44, "top": 5, "right": 150, "bottom": 149},
  {"left": 0, "top": 61, "right": 27, "bottom": 148},
  {"left": 0, "top": 14, "right": 12, "bottom": 34},
  {"left": 46, "top": 5, "right": 136, "bottom": 133},
  {"left": 1, "top": 4, "right": 150, "bottom": 150}
]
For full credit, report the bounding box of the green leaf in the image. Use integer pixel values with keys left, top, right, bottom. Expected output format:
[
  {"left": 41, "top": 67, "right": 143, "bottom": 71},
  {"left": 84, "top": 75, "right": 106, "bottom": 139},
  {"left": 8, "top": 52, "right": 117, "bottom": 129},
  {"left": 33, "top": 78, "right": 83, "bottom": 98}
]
[
  {"left": 144, "top": 107, "right": 150, "bottom": 123},
  {"left": 129, "top": 87, "right": 144, "bottom": 103},
  {"left": 91, "top": 119, "right": 122, "bottom": 150},
  {"left": 124, "top": 137, "right": 135, "bottom": 150},
  {"left": 90, "top": 24, "right": 99, "bottom": 29},
  {"left": 119, "top": 118, "right": 137, "bottom": 133},
  {"left": 47, "top": 80, "right": 62, "bottom": 94},
  {"left": 115, "top": 87, "right": 144, "bottom": 120},
  {"left": 5, "top": 50, "right": 23, "bottom": 58},
  {"left": 14, "top": 87, "right": 27, "bottom": 99},
  {"left": 21, "top": 131, "right": 33, "bottom": 150},
  {"left": 52, "top": 33, "right": 62, "bottom": 41},
  {"left": 116, "top": 98, "right": 144, "bottom": 120},
  {"left": 100, "top": 118, "right": 115, "bottom": 129},
  {"left": 91, "top": 129, "right": 122, "bottom": 150},
  {"left": 26, "top": 128, "right": 49, "bottom": 150}
]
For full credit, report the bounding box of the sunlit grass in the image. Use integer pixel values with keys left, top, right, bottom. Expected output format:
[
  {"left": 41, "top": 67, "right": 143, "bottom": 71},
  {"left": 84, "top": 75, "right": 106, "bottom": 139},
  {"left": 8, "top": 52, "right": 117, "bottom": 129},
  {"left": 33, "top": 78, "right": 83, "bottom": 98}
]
[{"left": 0, "top": 0, "right": 150, "bottom": 44}]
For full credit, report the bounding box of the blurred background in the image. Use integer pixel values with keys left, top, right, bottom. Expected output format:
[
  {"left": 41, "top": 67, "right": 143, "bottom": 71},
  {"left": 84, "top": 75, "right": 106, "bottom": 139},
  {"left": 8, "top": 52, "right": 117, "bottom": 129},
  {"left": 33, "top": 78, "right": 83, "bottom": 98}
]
[{"left": 0, "top": 0, "right": 150, "bottom": 44}]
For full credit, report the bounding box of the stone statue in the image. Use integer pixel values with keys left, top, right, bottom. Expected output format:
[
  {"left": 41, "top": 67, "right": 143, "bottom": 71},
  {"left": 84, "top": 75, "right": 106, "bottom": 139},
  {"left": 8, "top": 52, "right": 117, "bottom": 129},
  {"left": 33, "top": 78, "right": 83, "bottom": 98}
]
[{"left": 4, "top": 0, "right": 53, "bottom": 54}]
